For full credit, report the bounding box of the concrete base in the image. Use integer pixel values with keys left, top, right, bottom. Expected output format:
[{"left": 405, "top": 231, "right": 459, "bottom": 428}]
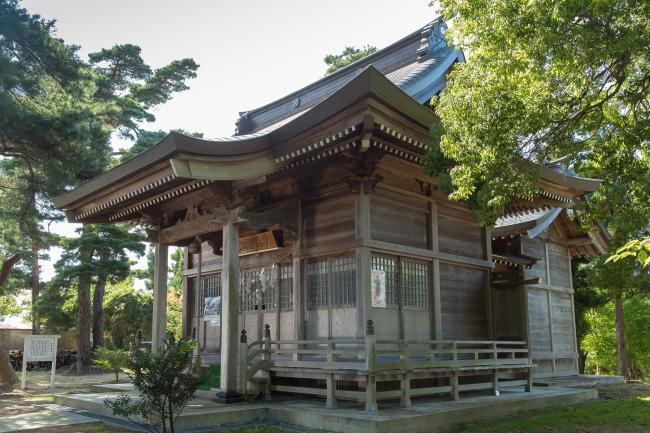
[
  {"left": 534, "top": 374, "right": 624, "bottom": 388},
  {"left": 213, "top": 390, "right": 245, "bottom": 404},
  {"left": 54, "top": 386, "right": 597, "bottom": 433}
]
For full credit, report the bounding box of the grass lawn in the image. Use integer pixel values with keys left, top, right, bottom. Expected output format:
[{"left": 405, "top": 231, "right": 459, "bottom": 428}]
[{"left": 448, "top": 382, "right": 650, "bottom": 433}]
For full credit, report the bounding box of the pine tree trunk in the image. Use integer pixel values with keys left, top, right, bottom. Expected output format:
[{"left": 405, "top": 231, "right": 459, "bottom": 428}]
[
  {"left": 30, "top": 243, "right": 40, "bottom": 335},
  {"left": 0, "top": 347, "right": 19, "bottom": 391},
  {"left": 614, "top": 293, "right": 629, "bottom": 380},
  {"left": 76, "top": 234, "right": 93, "bottom": 374},
  {"left": 92, "top": 255, "right": 108, "bottom": 349}
]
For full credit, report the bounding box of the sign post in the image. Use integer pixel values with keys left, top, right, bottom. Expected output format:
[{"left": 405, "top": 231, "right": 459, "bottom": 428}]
[{"left": 21, "top": 335, "right": 60, "bottom": 390}]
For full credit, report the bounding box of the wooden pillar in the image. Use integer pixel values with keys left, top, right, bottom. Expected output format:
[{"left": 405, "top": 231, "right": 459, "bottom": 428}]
[
  {"left": 356, "top": 188, "right": 371, "bottom": 337},
  {"left": 181, "top": 247, "right": 190, "bottom": 339},
  {"left": 568, "top": 252, "right": 579, "bottom": 373},
  {"left": 215, "top": 220, "right": 244, "bottom": 403},
  {"left": 484, "top": 227, "right": 494, "bottom": 339},
  {"left": 365, "top": 320, "right": 378, "bottom": 412},
  {"left": 430, "top": 201, "right": 442, "bottom": 340},
  {"left": 151, "top": 243, "right": 168, "bottom": 352},
  {"left": 292, "top": 200, "right": 304, "bottom": 360}
]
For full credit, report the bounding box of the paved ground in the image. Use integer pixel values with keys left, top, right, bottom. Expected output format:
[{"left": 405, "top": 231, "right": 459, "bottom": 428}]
[
  {"left": 0, "top": 370, "right": 127, "bottom": 433},
  {"left": 0, "top": 406, "right": 97, "bottom": 433}
]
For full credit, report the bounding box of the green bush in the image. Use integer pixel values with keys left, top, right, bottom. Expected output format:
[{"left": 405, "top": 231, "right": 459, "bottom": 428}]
[
  {"left": 582, "top": 296, "right": 650, "bottom": 378},
  {"left": 105, "top": 334, "right": 200, "bottom": 433},
  {"left": 92, "top": 346, "right": 129, "bottom": 381}
]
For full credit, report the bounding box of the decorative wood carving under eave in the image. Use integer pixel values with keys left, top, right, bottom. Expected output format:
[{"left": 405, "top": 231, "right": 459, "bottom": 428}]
[
  {"left": 237, "top": 199, "right": 300, "bottom": 241},
  {"left": 150, "top": 198, "right": 301, "bottom": 245}
]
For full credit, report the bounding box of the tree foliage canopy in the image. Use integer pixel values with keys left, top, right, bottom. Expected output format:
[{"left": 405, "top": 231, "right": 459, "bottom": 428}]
[
  {"left": 430, "top": 0, "right": 650, "bottom": 241},
  {"left": 324, "top": 45, "right": 377, "bottom": 75},
  {"left": 0, "top": 0, "right": 198, "bottom": 294}
]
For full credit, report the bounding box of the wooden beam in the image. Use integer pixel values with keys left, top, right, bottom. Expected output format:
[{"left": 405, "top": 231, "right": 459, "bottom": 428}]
[{"left": 566, "top": 235, "right": 593, "bottom": 246}]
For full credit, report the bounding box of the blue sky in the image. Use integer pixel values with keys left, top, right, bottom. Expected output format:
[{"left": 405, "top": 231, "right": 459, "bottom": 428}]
[{"left": 19, "top": 0, "right": 438, "bottom": 280}]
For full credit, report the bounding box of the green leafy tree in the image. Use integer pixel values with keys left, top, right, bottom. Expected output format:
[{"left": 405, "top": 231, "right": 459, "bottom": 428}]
[
  {"left": 431, "top": 0, "right": 650, "bottom": 233},
  {"left": 167, "top": 248, "right": 184, "bottom": 339},
  {"left": 106, "top": 335, "right": 200, "bottom": 433},
  {"left": 324, "top": 45, "right": 377, "bottom": 75},
  {"left": 431, "top": 0, "right": 650, "bottom": 380},
  {"left": 104, "top": 278, "right": 152, "bottom": 349},
  {"left": 93, "top": 346, "right": 130, "bottom": 381},
  {"left": 583, "top": 296, "right": 650, "bottom": 378},
  {"left": 33, "top": 279, "right": 77, "bottom": 333},
  {"left": 607, "top": 237, "right": 650, "bottom": 267}
]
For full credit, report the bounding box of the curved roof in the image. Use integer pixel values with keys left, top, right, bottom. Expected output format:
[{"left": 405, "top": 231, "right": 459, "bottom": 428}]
[
  {"left": 53, "top": 63, "right": 438, "bottom": 210},
  {"left": 234, "top": 17, "right": 463, "bottom": 135}
]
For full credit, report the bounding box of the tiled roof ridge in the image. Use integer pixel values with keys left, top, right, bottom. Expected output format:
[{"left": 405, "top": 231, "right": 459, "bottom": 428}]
[{"left": 234, "top": 16, "right": 451, "bottom": 135}]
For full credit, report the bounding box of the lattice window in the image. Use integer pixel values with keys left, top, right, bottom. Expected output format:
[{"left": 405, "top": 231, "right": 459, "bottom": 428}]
[
  {"left": 239, "top": 265, "right": 291, "bottom": 312},
  {"left": 371, "top": 255, "right": 399, "bottom": 306},
  {"left": 307, "top": 255, "right": 356, "bottom": 308},
  {"left": 371, "top": 254, "right": 430, "bottom": 309},
  {"left": 259, "top": 266, "right": 277, "bottom": 311},
  {"left": 279, "top": 264, "right": 293, "bottom": 310},
  {"left": 307, "top": 259, "right": 328, "bottom": 308},
  {"left": 401, "top": 258, "right": 430, "bottom": 308},
  {"left": 193, "top": 274, "right": 221, "bottom": 315},
  {"left": 332, "top": 255, "right": 356, "bottom": 306},
  {"left": 240, "top": 268, "right": 259, "bottom": 312}
]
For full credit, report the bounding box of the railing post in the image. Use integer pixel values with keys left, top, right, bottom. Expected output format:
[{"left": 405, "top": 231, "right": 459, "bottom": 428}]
[
  {"left": 365, "top": 320, "right": 378, "bottom": 412},
  {"left": 326, "top": 373, "right": 336, "bottom": 409},
  {"left": 327, "top": 341, "right": 335, "bottom": 363},
  {"left": 263, "top": 324, "right": 272, "bottom": 401},
  {"left": 451, "top": 341, "right": 457, "bottom": 361},
  {"left": 525, "top": 343, "right": 533, "bottom": 392},
  {"left": 492, "top": 369, "right": 500, "bottom": 396},
  {"left": 450, "top": 371, "right": 459, "bottom": 401},
  {"left": 263, "top": 324, "right": 271, "bottom": 361},
  {"left": 401, "top": 373, "right": 411, "bottom": 408},
  {"left": 238, "top": 330, "right": 248, "bottom": 396}
]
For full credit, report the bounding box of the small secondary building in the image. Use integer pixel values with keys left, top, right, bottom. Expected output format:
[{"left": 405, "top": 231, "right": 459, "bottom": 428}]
[
  {"left": 54, "top": 18, "right": 608, "bottom": 409},
  {"left": 0, "top": 322, "right": 31, "bottom": 351}
]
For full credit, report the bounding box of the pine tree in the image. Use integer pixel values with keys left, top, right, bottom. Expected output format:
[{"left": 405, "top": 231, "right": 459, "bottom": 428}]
[
  {"left": 0, "top": 0, "right": 199, "bottom": 381},
  {"left": 53, "top": 225, "right": 145, "bottom": 372}
]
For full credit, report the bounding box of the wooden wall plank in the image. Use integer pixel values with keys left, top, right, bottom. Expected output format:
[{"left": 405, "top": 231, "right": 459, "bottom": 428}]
[{"left": 440, "top": 263, "right": 488, "bottom": 340}]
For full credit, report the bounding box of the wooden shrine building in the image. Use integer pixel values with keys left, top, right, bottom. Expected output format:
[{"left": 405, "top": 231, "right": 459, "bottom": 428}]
[{"left": 54, "top": 18, "right": 608, "bottom": 409}]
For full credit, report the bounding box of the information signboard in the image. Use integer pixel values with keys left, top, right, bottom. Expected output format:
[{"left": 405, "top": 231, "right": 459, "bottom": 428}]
[{"left": 21, "top": 335, "right": 59, "bottom": 389}]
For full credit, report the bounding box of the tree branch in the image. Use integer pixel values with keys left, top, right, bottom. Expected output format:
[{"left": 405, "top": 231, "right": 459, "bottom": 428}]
[{"left": 0, "top": 253, "right": 21, "bottom": 288}]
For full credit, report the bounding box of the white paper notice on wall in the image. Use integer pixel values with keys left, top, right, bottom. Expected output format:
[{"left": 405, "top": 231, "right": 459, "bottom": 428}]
[
  {"left": 371, "top": 269, "right": 387, "bottom": 308},
  {"left": 21, "top": 335, "right": 59, "bottom": 390},
  {"left": 204, "top": 296, "right": 221, "bottom": 325}
]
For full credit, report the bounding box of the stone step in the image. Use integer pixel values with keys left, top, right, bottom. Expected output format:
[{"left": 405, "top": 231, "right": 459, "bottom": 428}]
[
  {"left": 53, "top": 392, "right": 268, "bottom": 429},
  {"left": 54, "top": 386, "right": 598, "bottom": 433}
]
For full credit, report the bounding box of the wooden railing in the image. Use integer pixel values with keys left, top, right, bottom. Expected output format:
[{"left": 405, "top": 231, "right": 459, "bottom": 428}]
[{"left": 239, "top": 321, "right": 533, "bottom": 411}]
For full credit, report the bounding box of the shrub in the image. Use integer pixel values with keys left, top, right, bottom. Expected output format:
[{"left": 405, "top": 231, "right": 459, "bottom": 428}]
[
  {"left": 582, "top": 295, "right": 650, "bottom": 379},
  {"left": 93, "top": 346, "right": 129, "bottom": 381},
  {"left": 105, "top": 334, "right": 200, "bottom": 433}
]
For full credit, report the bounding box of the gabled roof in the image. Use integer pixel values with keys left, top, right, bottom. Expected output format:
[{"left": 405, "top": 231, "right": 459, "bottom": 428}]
[
  {"left": 494, "top": 206, "right": 609, "bottom": 257},
  {"left": 234, "top": 17, "right": 463, "bottom": 135}
]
